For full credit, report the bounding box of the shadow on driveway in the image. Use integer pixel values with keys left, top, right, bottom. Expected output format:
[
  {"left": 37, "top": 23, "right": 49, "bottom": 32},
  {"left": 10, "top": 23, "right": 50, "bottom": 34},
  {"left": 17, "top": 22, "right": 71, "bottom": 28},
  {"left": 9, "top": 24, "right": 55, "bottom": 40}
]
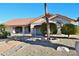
[
  {"left": 7, "top": 36, "right": 76, "bottom": 51},
  {"left": 19, "top": 39, "right": 75, "bottom": 50}
]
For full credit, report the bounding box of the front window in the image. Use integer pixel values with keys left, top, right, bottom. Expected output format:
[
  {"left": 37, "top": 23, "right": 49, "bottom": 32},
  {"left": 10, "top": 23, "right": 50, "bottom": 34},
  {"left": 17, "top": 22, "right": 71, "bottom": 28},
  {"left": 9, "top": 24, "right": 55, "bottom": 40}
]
[{"left": 15, "top": 26, "right": 22, "bottom": 33}]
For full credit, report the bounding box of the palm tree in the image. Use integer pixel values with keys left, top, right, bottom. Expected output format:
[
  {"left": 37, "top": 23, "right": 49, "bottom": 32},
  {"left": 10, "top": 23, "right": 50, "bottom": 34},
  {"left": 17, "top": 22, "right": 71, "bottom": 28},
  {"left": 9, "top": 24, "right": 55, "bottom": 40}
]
[{"left": 44, "top": 3, "right": 50, "bottom": 40}]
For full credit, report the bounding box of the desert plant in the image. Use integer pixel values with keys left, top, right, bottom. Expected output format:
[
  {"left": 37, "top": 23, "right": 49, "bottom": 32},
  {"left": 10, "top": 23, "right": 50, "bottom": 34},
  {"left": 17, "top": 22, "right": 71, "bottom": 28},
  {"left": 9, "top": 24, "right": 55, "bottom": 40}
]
[{"left": 61, "top": 24, "right": 76, "bottom": 38}]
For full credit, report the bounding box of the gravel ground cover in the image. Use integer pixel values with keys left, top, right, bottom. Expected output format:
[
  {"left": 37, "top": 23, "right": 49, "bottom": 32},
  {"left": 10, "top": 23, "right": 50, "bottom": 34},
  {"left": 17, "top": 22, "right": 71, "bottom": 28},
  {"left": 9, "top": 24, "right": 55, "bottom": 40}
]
[{"left": 0, "top": 35, "right": 78, "bottom": 56}]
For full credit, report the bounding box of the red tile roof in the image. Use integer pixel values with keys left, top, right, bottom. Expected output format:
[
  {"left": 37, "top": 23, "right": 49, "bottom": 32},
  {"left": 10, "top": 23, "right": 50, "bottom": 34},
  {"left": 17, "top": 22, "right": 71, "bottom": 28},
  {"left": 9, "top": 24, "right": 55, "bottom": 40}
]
[
  {"left": 5, "top": 13, "right": 76, "bottom": 26},
  {"left": 42, "top": 13, "right": 54, "bottom": 18},
  {"left": 55, "top": 14, "right": 77, "bottom": 22},
  {"left": 5, "top": 18, "right": 38, "bottom": 26}
]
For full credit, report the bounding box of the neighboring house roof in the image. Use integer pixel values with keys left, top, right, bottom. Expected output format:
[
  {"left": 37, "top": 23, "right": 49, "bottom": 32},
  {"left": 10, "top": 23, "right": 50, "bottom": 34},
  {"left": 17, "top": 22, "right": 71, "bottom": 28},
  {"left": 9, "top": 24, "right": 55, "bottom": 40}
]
[{"left": 5, "top": 13, "right": 77, "bottom": 26}]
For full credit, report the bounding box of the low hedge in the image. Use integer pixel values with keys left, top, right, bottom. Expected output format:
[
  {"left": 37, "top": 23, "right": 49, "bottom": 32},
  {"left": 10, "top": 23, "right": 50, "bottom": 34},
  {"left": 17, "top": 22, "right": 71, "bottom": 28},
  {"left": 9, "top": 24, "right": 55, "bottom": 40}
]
[{"left": 61, "top": 24, "right": 76, "bottom": 38}]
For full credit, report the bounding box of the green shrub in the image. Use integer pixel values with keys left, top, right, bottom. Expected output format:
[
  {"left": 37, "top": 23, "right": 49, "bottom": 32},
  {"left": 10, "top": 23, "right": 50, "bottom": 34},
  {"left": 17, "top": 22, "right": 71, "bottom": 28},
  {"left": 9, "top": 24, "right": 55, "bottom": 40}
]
[
  {"left": 0, "top": 24, "right": 5, "bottom": 32},
  {"left": 40, "top": 23, "right": 57, "bottom": 35},
  {"left": 61, "top": 24, "right": 76, "bottom": 38},
  {"left": 2, "top": 31, "right": 10, "bottom": 37},
  {"left": 50, "top": 23, "right": 57, "bottom": 34},
  {"left": 0, "top": 31, "right": 10, "bottom": 38},
  {"left": 76, "top": 26, "right": 79, "bottom": 35},
  {"left": 0, "top": 24, "right": 11, "bottom": 38},
  {"left": 40, "top": 23, "right": 47, "bottom": 35}
]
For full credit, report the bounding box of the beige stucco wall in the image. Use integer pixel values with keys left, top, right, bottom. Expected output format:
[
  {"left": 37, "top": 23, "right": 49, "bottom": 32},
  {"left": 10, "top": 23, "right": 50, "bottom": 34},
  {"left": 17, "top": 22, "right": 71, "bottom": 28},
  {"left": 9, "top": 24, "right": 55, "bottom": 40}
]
[
  {"left": 70, "top": 20, "right": 76, "bottom": 24},
  {"left": 5, "top": 16, "right": 76, "bottom": 36}
]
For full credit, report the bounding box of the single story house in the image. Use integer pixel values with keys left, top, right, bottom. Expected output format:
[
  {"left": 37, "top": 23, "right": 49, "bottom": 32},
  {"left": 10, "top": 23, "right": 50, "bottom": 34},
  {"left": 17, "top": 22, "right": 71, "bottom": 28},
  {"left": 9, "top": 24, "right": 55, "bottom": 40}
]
[{"left": 4, "top": 13, "right": 77, "bottom": 36}]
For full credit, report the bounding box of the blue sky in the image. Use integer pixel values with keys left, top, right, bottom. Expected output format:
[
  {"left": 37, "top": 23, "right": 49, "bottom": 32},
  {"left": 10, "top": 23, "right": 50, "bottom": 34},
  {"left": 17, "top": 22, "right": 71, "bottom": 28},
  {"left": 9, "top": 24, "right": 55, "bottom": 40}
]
[{"left": 0, "top": 3, "right": 79, "bottom": 23}]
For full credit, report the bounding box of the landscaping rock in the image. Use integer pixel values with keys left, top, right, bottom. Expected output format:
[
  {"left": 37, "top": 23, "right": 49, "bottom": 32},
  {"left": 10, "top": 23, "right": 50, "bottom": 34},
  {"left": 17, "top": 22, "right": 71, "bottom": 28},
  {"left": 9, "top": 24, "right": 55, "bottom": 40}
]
[
  {"left": 49, "top": 38, "right": 60, "bottom": 43},
  {"left": 57, "top": 46, "right": 70, "bottom": 52},
  {"left": 75, "top": 41, "right": 79, "bottom": 55}
]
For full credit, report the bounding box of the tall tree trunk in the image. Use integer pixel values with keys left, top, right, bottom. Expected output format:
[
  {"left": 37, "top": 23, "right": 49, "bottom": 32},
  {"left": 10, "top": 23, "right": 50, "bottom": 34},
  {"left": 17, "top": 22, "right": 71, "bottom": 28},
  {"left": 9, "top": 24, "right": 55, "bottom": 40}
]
[
  {"left": 46, "top": 17, "right": 50, "bottom": 40},
  {"left": 44, "top": 3, "right": 50, "bottom": 40}
]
